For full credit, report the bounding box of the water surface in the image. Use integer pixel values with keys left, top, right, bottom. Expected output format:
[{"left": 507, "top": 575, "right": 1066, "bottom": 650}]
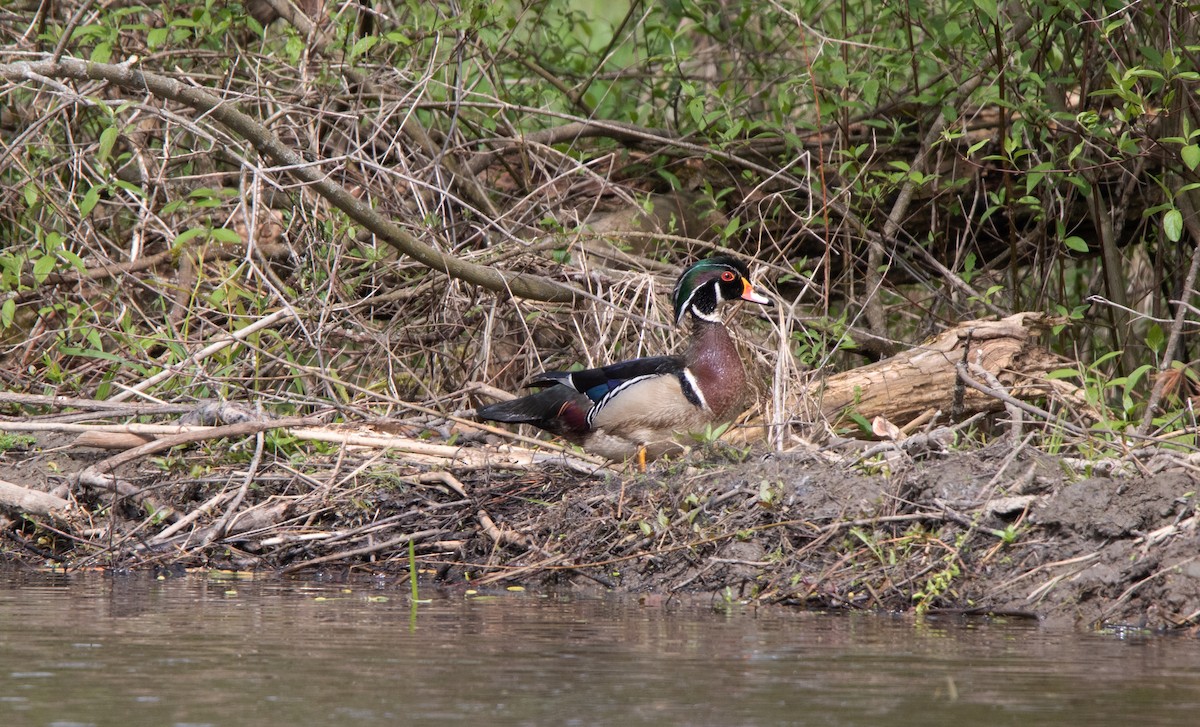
[{"left": 0, "top": 571, "right": 1197, "bottom": 726}]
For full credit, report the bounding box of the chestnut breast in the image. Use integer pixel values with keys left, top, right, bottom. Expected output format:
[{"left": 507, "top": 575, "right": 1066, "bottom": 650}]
[{"left": 684, "top": 321, "right": 748, "bottom": 420}]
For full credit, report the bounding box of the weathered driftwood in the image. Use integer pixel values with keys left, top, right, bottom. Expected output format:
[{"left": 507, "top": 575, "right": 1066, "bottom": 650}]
[
  {"left": 0, "top": 478, "right": 74, "bottom": 518},
  {"left": 810, "top": 312, "right": 1072, "bottom": 429}
]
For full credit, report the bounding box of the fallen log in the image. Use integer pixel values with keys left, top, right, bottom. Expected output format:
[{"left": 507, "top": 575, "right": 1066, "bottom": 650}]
[
  {"left": 809, "top": 312, "right": 1077, "bottom": 430},
  {"left": 0, "top": 478, "right": 74, "bottom": 518}
]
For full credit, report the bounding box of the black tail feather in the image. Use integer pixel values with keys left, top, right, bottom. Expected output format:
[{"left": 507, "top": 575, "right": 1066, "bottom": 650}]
[{"left": 476, "top": 385, "right": 592, "bottom": 440}]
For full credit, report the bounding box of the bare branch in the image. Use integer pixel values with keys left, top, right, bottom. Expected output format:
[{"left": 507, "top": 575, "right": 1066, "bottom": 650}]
[{"left": 0, "top": 57, "right": 581, "bottom": 304}]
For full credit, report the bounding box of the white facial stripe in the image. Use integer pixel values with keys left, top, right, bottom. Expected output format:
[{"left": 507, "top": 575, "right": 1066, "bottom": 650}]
[
  {"left": 681, "top": 368, "right": 709, "bottom": 411},
  {"left": 676, "top": 284, "right": 703, "bottom": 325},
  {"left": 679, "top": 273, "right": 735, "bottom": 324}
]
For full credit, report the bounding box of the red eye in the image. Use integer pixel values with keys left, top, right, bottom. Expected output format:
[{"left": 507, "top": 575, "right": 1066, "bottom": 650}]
[{"left": 720, "top": 271, "right": 736, "bottom": 282}]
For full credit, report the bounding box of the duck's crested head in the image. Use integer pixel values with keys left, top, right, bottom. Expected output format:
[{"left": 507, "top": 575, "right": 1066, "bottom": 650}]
[{"left": 671, "top": 256, "right": 772, "bottom": 325}]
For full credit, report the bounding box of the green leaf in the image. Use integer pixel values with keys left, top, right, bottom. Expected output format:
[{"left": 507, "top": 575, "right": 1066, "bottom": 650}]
[
  {"left": 91, "top": 41, "right": 112, "bottom": 64},
  {"left": 173, "top": 228, "right": 206, "bottom": 246},
  {"left": 58, "top": 346, "right": 141, "bottom": 368},
  {"left": 1145, "top": 323, "right": 1165, "bottom": 354},
  {"left": 32, "top": 255, "right": 56, "bottom": 284},
  {"left": 1067, "top": 141, "right": 1086, "bottom": 165},
  {"left": 350, "top": 35, "right": 378, "bottom": 59},
  {"left": 966, "top": 138, "right": 989, "bottom": 157},
  {"left": 0, "top": 298, "right": 14, "bottom": 329},
  {"left": 848, "top": 410, "right": 872, "bottom": 434},
  {"left": 722, "top": 216, "right": 740, "bottom": 240},
  {"left": 1125, "top": 67, "right": 1164, "bottom": 81},
  {"left": 723, "top": 117, "right": 744, "bottom": 141},
  {"left": 1126, "top": 363, "right": 1155, "bottom": 391},
  {"left": 861, "top": 78, "right": 879, "bottom": 108},
  {"left": 1164, "top": 208, "right": 1183, "bottom": 242},
  {"left": 1063, "top": 236, "right": 1089, "bottom": 253},
  {"left": 1047, "top": 368, "right": 1081, "bottom": 380},
  {"left": 284, "top": 33, "right": 304, "bottom": 62},
  {"left": 1091, "top": 350, "right": 1123, "bottom": 368},
  {"left": 58, "top": 249, "right": 87, "bottom": 274},
  {"left": 147, "top": 27, "right": 168, "bottom": 49},
  {"left": 79, "top": 186, "right": 101, "bottom": 218},
  {"left": 1183, "top": 144, "right": 1200, "bottom": 171},
  {"left": 1026, "top": 161, "right": 1054, "bottom": 193},
  {"left": 97, "top": 125, "right": 118, "bottom": 164},
  {"left": 209, "top": 228, "right": 242, "bottom": 244},
  {"left": 973, "top": 0, "right": 998, "bottom": 22},
  {"left": 22, "top": 184, "right": 37, "bottom": 208},
  {"left": 112, "top": 179, "right": 144, "bottom": 196},
  {"left": 657, "top": 169, "right": 681, "bottom": 190}
]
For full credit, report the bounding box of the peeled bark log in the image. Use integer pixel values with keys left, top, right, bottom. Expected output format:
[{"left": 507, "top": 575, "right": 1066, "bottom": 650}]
[
  {"left": 812, "top": 312, "right": 1071, "bottom": 429},
  {"left": 0, "top": 479, "right": 73, "bottom": 518}
]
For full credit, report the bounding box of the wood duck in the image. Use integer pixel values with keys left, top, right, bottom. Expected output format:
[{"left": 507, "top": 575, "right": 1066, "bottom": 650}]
[{"left": 477, "top": 256, "right": 772, "bottom": 465}]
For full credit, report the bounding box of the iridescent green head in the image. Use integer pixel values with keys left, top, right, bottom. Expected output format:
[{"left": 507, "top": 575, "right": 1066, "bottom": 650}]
[{"left": 671, "top": 256, "right": 772, "bottom": 325}]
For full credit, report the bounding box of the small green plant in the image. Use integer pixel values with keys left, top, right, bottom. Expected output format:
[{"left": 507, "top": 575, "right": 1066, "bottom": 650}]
[
  {"left": 1047, "top": 351, "right": 1159, "bottom": 434},
  {"left": 687, "top": 422, "right": 752, "bottom": 464},
  {"left": 757, "top": 479, "right": 782, "bottom": 508},
  {"left": 998, "top": 523, "right": 1022, "bottom": 545},
  {"left": 690, "top": 421, "right": 731, "bottom": 445},
  {"left": 0, "top": 433, "right": 35, "bottom": 452},
  {"left": 791, "top": 313, "right": 855, "bottom": 370},
  {"left": 913, "top": 533, "right": 968, "bottom": 616},
  {"left": 713, "top": 585, "right": 739, "bottom": 614},
  {"left": 913, "top": 559, "right": 962, "bottom": 616}
]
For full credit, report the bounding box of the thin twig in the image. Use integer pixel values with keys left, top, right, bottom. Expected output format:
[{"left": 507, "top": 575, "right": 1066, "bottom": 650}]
[
  {"left": 109, "top": 309, "right": 294, "bottom": 402},
  {"left": 955, "top": 362, "right": 1089, "bottom": 437},
  {"left": 204, "top": 429, "right": 266, "bottom": 545},
  {"left": 78, "top": 417, "right": 317, "bottom": 477},
  {"left": 278, "top": 528, "right": 448, "bottom": 574}
]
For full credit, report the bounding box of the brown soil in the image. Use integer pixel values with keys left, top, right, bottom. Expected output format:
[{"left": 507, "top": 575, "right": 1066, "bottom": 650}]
[{"left": 1, "top": 432, "right": 1197, "bottom": 632}]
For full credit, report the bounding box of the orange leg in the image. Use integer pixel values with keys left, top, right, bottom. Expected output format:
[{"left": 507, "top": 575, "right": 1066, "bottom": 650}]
[{"left": 637, "top": 446, "right": 647, "bottom": 473}]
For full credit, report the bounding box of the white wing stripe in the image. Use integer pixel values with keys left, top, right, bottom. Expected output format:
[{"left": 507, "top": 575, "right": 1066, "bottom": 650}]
[{"left": 586, "top": 374, "right": 659, "bottom": 428}]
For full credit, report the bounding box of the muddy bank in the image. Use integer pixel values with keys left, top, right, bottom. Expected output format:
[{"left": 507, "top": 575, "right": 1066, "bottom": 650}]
[
  {"left": 473, "top": 445, "right": 1199, "bottom": 631},
  {"left": 0, "top": 430, "right": 1197, "bottom": 632}
]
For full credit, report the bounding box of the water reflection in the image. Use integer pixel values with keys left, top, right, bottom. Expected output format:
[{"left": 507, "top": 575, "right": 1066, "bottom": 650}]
[{"left": 0, "top": 571, "right": 1196, "bottom": 726}]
